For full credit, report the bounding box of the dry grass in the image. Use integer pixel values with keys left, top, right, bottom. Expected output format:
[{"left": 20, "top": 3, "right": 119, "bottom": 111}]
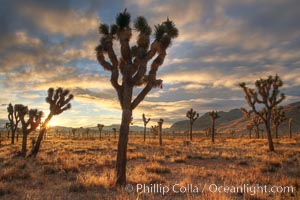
[{"left": 0, "top": 134, "right": 299, "bottom": 199}]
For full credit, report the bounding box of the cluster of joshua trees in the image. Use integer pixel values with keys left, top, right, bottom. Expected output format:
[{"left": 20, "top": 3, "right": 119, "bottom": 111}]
[
  {"left": 1, "top": 10, "right": 295, "bottom": 187},
  {"left": 4, "top": 88, "right": 73, "bottom": 157}
]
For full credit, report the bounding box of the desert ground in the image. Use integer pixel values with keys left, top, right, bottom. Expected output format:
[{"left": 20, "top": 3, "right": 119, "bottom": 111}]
[{"left": 0, "top": 132, "right": 299, "bottom": 200}]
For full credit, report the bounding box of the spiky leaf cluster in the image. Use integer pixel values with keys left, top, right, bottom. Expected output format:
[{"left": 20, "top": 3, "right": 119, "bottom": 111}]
[
  {"left": 271, "top": 106, "right": 286, "bottom": 126},
  {"left": 97, "top": 124, "right": 104, "bottom": 130},
  {"left": 208, "top": 110, "right": 220, "bottom": 120},
  {"left": 157, "top": 118, "right": 164, "bottom": 126},
  {"left": 116, "top": 9, "right": 131, "bottom": 29},
  {"left": 46, "top": 87, "right": 73, "bottom": 115},
  {"left": 142, "top": 113, "right": 151, "bottom": 125},
  {"left": 186, "top": 108, "right": 199, "bottom": 124}
]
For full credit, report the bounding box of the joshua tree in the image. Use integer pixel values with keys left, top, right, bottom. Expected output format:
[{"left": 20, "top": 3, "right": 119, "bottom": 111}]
[
  {"left": 241, "top": 108, "right": 263, "bottom": 138},
  {"left": 246, "top": 124, "right": 254, "bottom": 138},
  {"left": 186, "top": 108, "right": 199, "bottom": 141},
  {"left": 86, "top": 128, "right": 90, "bottom": 139},
  {"left": 30, "top": 88, "right": 73, "bottom": 157},
  {"left": 16, "top": 105, "right": 43, "bottom": 156},
  {"left": 208, "top": 111, "right": 220, "bottom": 143},
  {"left": 142, "top": 113, "right": 150, "bottom": 142},
  {"left": 157, "top": 119, "right": 164, "bottom": 146},
  {"left": 240, "top": 75, "right": 285, "bottom": 151},
  {"left": 112, "top": 128, "right": 117, "bottom": 139},
  {"left": 95, "top": 10, "right": 178, "bottom": 185},
  {"left": 7, "top": 103, "right": 22, "bottom": 144},
  {"left": 5, "top": 123, "right": 11, "bottom": 138},
  {"left": 72, "top": 128, "right": 77, "bottom": 138},
  {"left": 289, "top": 118, "right": 293, "bottom": 138},
  {"left": 151, "top": 125, "right": 158, "bottom": 139},
  {"left": 270, "top": 106, "right": 286, "bottom": 139},
  {"left": 97, "top": 124, "right": 104, "bottom": 140}
]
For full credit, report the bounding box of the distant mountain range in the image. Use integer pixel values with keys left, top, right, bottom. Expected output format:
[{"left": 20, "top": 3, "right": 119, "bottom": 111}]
[
  {"left": 170, "top": 101, "right": 300, "bottom": 135},
  {"left": 217, "top": 101, "right": 300, "bottom": 135},
  {"left": 169, "top": 108, "right": 243, "bottom": 131}
]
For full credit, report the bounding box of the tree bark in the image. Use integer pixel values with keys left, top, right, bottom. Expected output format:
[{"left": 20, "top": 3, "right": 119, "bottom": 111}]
[
  {"left": 11, "top": 131, "right": 15, "bottom": 144},
  {"left": 265, "top": 114, "right": 274, "bottom": 151},
  {"left": 21, "top": 131, "right": 27, "bottom": 157},
  {"left": 159, "top": 125, "right": 162, "bottom": 146},
  {"left": 116, "top": 108, "right": 132, "bottom": 185},
  {"left": 115, "top": 77, "right": 132, "bottom": 185},
  {"left": 29, "top": 114, "right": 53, "bottom": 157},
  {"left": 189, "top": 121, "right": 193, "bottom": 141},
  {"left": 143, "top": 126, "right": 146, "bottom": 142}
]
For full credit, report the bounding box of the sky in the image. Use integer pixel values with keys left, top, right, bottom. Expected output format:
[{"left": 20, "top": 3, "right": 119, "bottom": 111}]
[{"left": 1, "top": 0, "right": 300, "bottom": 128}]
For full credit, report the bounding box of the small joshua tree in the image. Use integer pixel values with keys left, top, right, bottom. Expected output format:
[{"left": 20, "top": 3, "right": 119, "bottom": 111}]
[
  {"left": 7, "top": 103, "right": 21, "bottom": 144},
  {"left": 157, "top": 119, "right": 164, "bottom": 146},
  {"left": 241, "top": 108, "right": 263, "bottom": 138},
  {"left": 97, "top": 124, "right": 104, "bottom": 140},
  {"left": 246, "top": 124, "right": 254, "bottom": 138},
  {"left": 240, "top": 75, "right": 285, "bottom": 151},
  {"left": 142, "top": 113, "right": 150, "bottom": 142},
  {"left": 186, "top": 108, "right": 199, "bottom": 141},
  {"left": 151, "top": 125, "right": 158, "bottom": 139},
  {"left": 270, "top": 106, "right": 286, "bottom": 139},
  {"left": 112, "top": 128, "right": 117, "bottom": 139},
  {"left": 16, "top": 105, "right": 43, "bottom": 156},
  {"left": 72, "top": 128, "right": 77, "bottom": 138},
  {"left": 208, "top": 111, "right": 220, "bottom": 143},
  {"left": 30, "top": 87, "right": 73, "bottom": 157},
  {"left": 5, "top": 123, "right": 11, "bottom": 139},
  {"left": 289, "top": 118, "right": 293, "bottom": 138},
  {"left": 95, "top": 10, "right": 178, "bottom": 185},
  {"left": 86, "top": 128, "right": 90, "bottom": 139}
]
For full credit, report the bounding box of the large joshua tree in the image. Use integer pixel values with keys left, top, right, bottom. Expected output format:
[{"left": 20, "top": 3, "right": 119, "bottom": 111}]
[
  {"left": 16, "top": 105, "right": 43, "bottom": 156},
  {"left": 7, "top": 103, "right": 21, "bottom": 144},
  {"left": 95, "top": 10, "right": 178, "bottom": 185},
  {"left": 208, "top": 110, "right": 220, "bottom": 143},
  {"left": 142, "top": 113, "right": 150, "bottom": 142},
  {"left": 186, "top": 108, "right": 199, "bottom": 141},
  {"left": 239, "top": 75, "right": 285, "bottom": 151},
  {"left": 30, "top": 88, "right": 73, "bottom": 157}
]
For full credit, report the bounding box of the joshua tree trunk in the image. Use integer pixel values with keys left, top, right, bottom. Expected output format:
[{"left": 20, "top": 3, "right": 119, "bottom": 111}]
[
  {"left": 212, "top": 120, "right": 215, "bottom": 143},
  {"left": 289, "top": 119, "right": 293, "bottom": 138},
  {"left": 30, "top": 114, "right": 53, "bottom": 157},
  {"left": 116, "top": 108, "right": 132, "bottom": 185},
  {"left": 159, "top": 126, "right": 162, "bottom": 146},
  {"left": 265, "top": 112, "right": 274, "bottom": 151},
  {"left": 189, "top": 121, "right": 193, "bottom": 141},
  {"left": 116, "top": 80, "right": 133, "bottom": 185},
  {"left": 143, "top": 126, "right": 146, "bottom": 142},
  {"left": 21, "top": 130, "right": 28, "bottom": 156}
]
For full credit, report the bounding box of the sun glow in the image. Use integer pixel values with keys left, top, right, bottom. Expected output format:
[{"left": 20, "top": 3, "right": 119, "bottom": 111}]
[{"left": 48, "top": 121, "right": 57, "bottom": 127}]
